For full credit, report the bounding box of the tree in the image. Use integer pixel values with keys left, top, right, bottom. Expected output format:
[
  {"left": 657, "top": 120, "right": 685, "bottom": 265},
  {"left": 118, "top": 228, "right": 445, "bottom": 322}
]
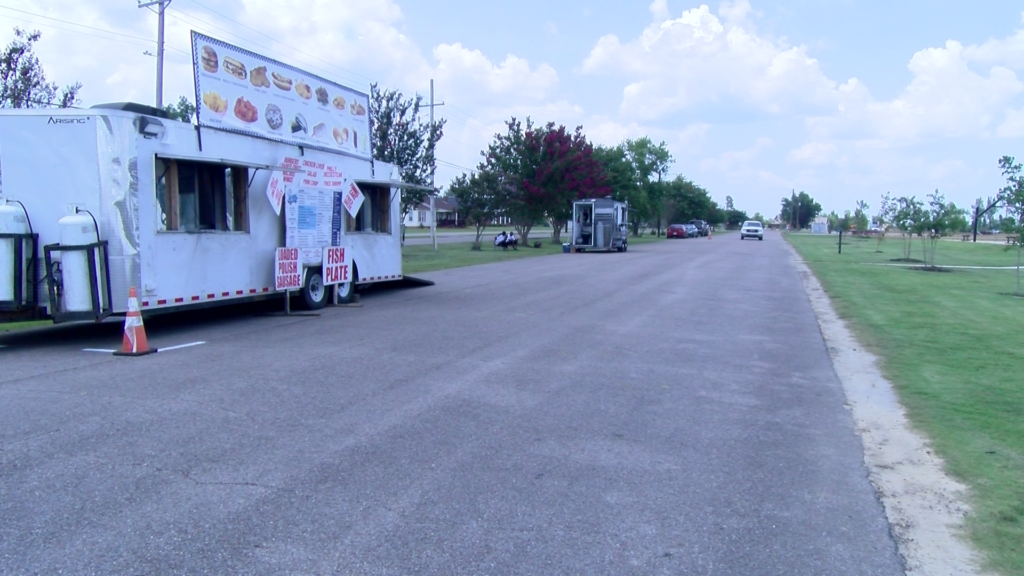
[
  {"left": 1, "top": 28, "right": 81, "bottom": 108},
  {"left": 892, "top": 195, "right": 925, "bottom": 260},
  {"left": 853, "top": 200, "right": 870, "bottom": 232},
  {"left": 725, "top": 196, "right": 735, "bottom": 211},
  {"left": 482, "top": 117, "right": 546, "bottom": 246},
  {"left": 528, "top": 124, "right": 610, "bottom": 243},
  {"left": 780, "top": 191, "right": 823, "bottom": 229},
  {"left": 725, "top": 208, "right": 749, "bottom": 228},
  {"left": 162, "top": 95, "right": 195, "bottom": 122},
  {"left": 369, "top": 83, "right": 445, "bottom": 217},
  {"left": 751, "top": 212, "right": 765, "bottom": 224},
  {"left": 594, "top": 144, "right": 646, "bottom": 235},
  {"left": 916, "top": 189, "right": 964, "bottom": 268},
  {"left": 624, "top": 137, "right": 673, "bottom": 236},
  {"left": 449, "top": 169, "right": 501, "bottom": 250},
  {"left": 998, "top": 156, "right": 1024, "bottom": 295},
  {"left": 663, "top": 176, "right": 716, "bottom": 225},
  {"left": 875, "top": 192, "right": 895, "bottom": 252}
]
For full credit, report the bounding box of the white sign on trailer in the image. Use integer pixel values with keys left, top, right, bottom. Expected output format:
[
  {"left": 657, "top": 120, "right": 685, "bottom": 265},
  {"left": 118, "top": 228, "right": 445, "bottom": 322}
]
[
  {"left": 190, "top": 31, "right": 371, "bottom": 159},
  {"left": 275, "top": 247, "right": 302, "bottom": 291},
  {"left": 322, "top": 246, "right": 349, "bottom": 285},
  {"left": 342, "top": 181, "right": 364, "bottom": 218}
]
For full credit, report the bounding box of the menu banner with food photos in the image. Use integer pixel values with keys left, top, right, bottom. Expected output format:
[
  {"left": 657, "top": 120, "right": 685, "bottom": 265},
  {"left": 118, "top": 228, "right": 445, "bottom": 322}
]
[{"left": 190, "top": 31, "right": 371, "bottom": 160}]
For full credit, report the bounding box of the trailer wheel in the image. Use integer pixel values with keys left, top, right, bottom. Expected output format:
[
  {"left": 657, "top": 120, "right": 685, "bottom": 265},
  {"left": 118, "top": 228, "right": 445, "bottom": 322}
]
[
  {"left": 301, "top": 269, "right": 328, "bottom": 310},
  {"left": 334, "top": 278, "right": 354, "bottom": 304}
]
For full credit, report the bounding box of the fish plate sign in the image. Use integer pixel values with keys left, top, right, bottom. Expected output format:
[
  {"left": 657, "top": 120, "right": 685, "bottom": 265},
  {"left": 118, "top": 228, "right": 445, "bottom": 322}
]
[
  {"left": 190, "top": 31, "right": 371, "bottom": 159},
  {"left": 322, "top": 246, "right": 350, "bottom": 285}
]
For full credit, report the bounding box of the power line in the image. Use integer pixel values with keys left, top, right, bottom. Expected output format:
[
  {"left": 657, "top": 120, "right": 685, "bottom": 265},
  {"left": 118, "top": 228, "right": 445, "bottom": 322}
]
[
  {"left": 182, "top": 0, "right": 375, "bottom": 87},
  {"left": 0, "top": 5, "right": 156, "bottom": 43},
  {"left": 436, "top": 159, "right": 478, "bottom": 173},
  {"left": 164, "top": 6, "right": 369, "bottom": 91}
]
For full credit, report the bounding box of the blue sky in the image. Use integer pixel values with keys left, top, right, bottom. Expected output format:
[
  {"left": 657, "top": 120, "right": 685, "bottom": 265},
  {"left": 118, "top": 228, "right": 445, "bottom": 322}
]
[{"left": 4, "top": 0, "right": 1024, "bottom": 219}]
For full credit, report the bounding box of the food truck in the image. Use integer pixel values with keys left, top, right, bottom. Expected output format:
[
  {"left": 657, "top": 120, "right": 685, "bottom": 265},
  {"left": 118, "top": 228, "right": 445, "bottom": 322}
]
[
  {"left": 570, "top": 197, "right": 629, "bottom": 252},
  {"left": 0, "top": 32, "right": 426, "bottom": 324}
]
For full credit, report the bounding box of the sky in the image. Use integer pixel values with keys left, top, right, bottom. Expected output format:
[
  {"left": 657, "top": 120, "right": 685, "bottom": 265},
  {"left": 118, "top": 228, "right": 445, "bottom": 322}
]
[{"left": 3, "top": 0, "right": 1024, "bottom": 219}]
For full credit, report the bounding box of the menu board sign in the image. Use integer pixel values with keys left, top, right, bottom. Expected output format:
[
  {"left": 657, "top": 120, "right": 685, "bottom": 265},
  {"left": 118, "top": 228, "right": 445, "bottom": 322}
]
[{"left": 190, "top": 31, "right": 371, "bottom": 159}]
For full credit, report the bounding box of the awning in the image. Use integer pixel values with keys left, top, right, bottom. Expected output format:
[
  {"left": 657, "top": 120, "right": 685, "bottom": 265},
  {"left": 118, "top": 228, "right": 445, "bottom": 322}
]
[
  {"left": 155, "top": 154, "right": 304, "bottom": 173},
  {"left": 355, "top": 179, "right": 434, "bottom": 191}
]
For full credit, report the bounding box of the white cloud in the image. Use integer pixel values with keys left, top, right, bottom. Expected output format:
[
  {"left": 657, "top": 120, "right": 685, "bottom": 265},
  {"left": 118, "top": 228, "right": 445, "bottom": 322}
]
[
  {"left": 701, "top": 137, "right": 773, "bottom": 172},
  {"left": 649, "top": 0, "right": 670, "bottom": 21},
  {"left": 808, "top": 40, "right": 1024, "bottom": 142},
  {"left": 788, "top": 142, "right": 846, "bottom": 166},
  {"left": 580, "top": 4, "right": 839, "bottom": 118},
  {"left": 433, "top": 43, "right": 558, "bottom": 103},
  {"left": 997, "top": 107, "right": 1024, "bottom": 137}
]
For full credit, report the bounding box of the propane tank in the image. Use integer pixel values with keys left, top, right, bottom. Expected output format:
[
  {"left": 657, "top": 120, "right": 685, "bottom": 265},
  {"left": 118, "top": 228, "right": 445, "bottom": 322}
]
[
  {"left": 0, "top": 203, "right": 29, "bottom": 302},
  {"left": 58, "top": 213, "right": 99, "bottom": 313}
]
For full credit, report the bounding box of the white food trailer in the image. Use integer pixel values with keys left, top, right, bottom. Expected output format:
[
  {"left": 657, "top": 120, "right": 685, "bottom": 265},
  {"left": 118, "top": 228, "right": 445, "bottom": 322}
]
[
  {"left": 0, "top": 32, "right": 426, "bottom": 324},
  {"left": 571, "top": 197, "right": 629, "bottom": 252}
]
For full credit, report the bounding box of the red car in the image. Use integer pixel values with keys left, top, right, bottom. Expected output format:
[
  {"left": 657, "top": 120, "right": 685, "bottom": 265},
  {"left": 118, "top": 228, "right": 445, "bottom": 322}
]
[{"left": 667, "top": 224, "right": 688, "bottom": 238}]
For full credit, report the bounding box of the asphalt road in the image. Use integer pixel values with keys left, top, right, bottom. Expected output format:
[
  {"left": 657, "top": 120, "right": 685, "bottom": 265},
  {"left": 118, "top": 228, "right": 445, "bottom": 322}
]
[{"left": 0, "top": 231, "right": 904, "bottom": 575}]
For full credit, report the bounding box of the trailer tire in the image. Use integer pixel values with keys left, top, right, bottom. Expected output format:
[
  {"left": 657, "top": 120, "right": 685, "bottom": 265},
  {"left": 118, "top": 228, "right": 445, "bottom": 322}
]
[
  {"left": 301, "top": 269, "right": 328, "bottom": 310},
  {"left": 334, "top": 277, "right": 355, "bottom": 304}
]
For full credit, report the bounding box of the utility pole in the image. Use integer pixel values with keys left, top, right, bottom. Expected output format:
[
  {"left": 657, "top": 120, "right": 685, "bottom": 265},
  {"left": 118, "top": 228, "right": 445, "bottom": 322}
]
[
  {"left": 138, "top": 0, "right": 171, "bottom": 109},
  {"left": 426, "top": 79, "right": 444, "bottom": 251}
]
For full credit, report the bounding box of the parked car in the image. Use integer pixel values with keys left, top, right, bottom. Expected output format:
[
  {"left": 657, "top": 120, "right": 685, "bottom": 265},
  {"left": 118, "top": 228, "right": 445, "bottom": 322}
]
[
  {"left": 740, "top": 220, "right": 764, "bottom": 241},
  {"left": 688, "top": 219, "right": 709, "bottom": 236},
  {"left": 667, "top": 224, "right": 688, "bottom": 238},
  {"left": 684, "top": 224, "right": 700, "bottom": 238}
]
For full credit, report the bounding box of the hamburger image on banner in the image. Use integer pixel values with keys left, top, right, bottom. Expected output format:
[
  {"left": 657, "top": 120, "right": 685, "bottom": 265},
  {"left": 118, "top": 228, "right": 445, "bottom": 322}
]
[{"left": 201, "top": 45, "right": 218, "bottom": 73}]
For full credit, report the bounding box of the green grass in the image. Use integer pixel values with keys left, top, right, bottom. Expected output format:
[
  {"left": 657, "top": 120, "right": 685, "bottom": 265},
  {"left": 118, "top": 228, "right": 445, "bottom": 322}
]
[
  {"left": 786, "top": 233, "right": 1024, "bottom": 575},
  {"left": 402, "top": 234, "right": 665, "bottom": 275},
  {"left": 1, "top": 320, "right": 50, "bottom": 333}
]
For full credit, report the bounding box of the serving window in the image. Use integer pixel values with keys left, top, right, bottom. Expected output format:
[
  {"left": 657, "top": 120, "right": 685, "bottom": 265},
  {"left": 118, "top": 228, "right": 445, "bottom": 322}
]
[
  {"left": 345, "top": 185, "right": 391, "bottom": 234},
  {"left": 156, "top": 158, "right": 249, "bottom": 233}
]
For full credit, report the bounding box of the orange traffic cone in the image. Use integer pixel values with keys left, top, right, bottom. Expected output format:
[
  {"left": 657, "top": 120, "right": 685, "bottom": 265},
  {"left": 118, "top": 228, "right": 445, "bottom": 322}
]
[
  {"left": 708, "top": 228, "right": 712, "bottom": 240},
  {"left": 113, "top": 287, "right": 157, "bottom": 356}
]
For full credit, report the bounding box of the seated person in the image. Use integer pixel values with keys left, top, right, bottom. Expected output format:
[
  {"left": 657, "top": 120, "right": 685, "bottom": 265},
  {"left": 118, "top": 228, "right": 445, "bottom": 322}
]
[
  {"left": 506, "top": 231, "right": 517, "bottom": 250},
  {"left": 494, "top": 231, "right": 507, "bottom": 249}
]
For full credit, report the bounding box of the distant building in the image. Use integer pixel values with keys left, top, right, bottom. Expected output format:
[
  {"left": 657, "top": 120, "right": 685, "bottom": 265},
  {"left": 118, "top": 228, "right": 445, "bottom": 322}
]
[{"left": 811, "top": 217, "right": 829, "bottom": 234}]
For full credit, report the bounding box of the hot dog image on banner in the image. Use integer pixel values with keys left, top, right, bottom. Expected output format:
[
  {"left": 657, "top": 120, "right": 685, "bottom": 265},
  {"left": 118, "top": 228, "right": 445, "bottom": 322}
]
[{"left": 191, "top": 31, "right": 371, "bottom": 160}]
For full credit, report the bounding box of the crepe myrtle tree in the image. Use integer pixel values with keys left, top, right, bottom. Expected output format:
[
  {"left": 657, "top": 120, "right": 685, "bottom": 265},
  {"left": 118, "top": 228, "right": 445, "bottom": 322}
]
[
  {"left": 1, "top": 28, "right": 81, "bottom": 109},
  {"left": 998, "top": 156, "right": 1024, "bottom": 295},
  {"left": 368, "top": 83, "right": 445, "bottom": 218},
  {"left": 527, "top": 123, "right": 610, "bottom": 243},
  {"left": 482, "top": 117, "right": 546, "bottom": 246}
]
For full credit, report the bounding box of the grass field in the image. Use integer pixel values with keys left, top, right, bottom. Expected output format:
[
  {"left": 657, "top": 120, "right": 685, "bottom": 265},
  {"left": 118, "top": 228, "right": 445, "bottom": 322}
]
[
  {"left": 402, "top": 234, "right": 666, "bottom": 275},
  {"left": 786, "top": 233, "right": 1024, "bottom": 575},
  {"left": 0, "top": 320, "right": 50, "bottom": 333}
]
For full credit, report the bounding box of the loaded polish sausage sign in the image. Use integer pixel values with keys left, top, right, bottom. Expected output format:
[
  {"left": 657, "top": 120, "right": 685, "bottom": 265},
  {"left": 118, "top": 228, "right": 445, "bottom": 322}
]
[
  {"left": 322, "top": 247, "right": 350, "bottom": 285},
  {"left": 191, "top": 31, "right": 371, "bottom": 160},
  {"left": 275, "top": 247, "right": 302, "bottom": 291}
]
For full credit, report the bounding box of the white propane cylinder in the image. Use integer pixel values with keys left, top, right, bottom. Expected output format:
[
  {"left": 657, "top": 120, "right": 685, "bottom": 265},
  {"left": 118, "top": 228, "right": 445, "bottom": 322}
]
[
  {"left": 0, "top": 203, "right": 29, "bottom": 302},
  {"left": 58, "top": 213, "right": 99, "bottom": 313}
]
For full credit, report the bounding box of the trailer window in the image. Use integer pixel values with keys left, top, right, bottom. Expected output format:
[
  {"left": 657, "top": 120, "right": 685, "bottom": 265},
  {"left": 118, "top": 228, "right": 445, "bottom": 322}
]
[
  {"left": 157, "top": 159, "right": 249, "bottom": 233},
  {"left": 345, "top": 185, "right": 391, "bottom": 234}
]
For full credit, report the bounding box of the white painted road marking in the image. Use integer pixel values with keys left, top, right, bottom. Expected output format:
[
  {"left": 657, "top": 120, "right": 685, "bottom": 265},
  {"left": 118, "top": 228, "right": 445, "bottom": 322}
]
[
  {"left": 83, "top": 341, "right": 206, "bottom": 354},
  {"left": 159, "top": 341, "right": 206, "bottom": 352}
]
